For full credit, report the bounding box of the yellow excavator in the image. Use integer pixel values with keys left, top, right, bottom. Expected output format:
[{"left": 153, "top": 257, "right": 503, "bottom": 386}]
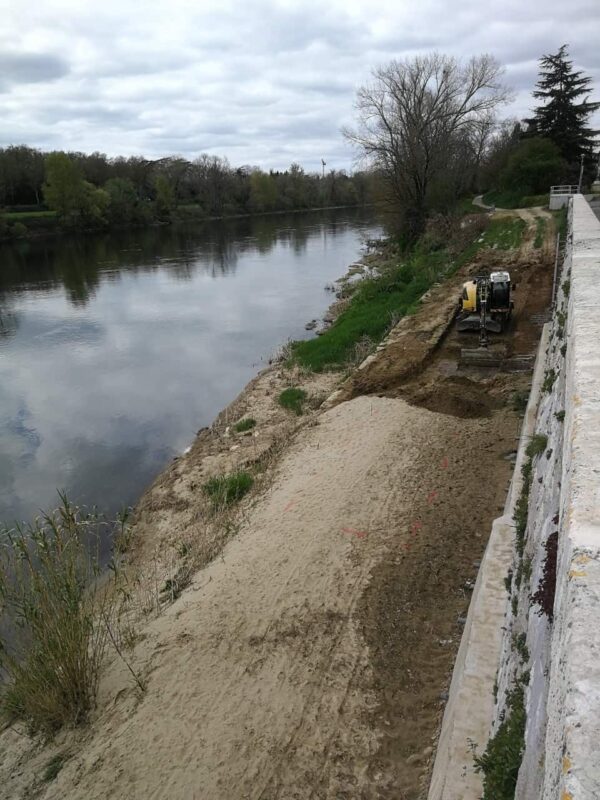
[{"left": 457, "top": 271, "right": 514, "bottom": 347}]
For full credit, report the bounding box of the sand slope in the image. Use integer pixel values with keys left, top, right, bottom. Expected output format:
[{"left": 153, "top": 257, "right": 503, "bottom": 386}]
[{"left": 3, "top": 394, "right": 503, "bottom": 800}]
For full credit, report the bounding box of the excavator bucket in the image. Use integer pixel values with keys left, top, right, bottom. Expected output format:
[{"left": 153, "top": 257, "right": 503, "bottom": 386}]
[
  {"left": 457, "top": 314, "right": 503, "bottom": 333},
  {"left": 460, "top": 343, "right": 507, "bottom": 367}
]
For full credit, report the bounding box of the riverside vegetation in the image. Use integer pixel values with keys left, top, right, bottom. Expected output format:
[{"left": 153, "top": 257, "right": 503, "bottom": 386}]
[{"left": 0, "top": 149, "right": 372, "bottom": 240}]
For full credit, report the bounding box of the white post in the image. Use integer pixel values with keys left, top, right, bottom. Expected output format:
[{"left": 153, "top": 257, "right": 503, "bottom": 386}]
[
  {"left": 578, "top": 154, "right": 585, "bottom": 193},
  {"left": 552, "top": 232, "right": 561, "bottom": 308}
]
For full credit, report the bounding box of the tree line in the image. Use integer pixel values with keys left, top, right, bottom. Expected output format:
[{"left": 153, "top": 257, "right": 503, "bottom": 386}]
[
  {"left": 0, "top": 148, "right": 372, "bottom": 231},
  {"left": 346, "top": 44, "right": 598, "bottom": 241}
]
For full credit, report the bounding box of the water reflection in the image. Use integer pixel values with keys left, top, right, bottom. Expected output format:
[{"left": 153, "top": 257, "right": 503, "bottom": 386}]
[
  {"left": 0, "top": 210, "right": 342, "bottom": 306},
  {"left": 0, "top": 208, "right": 379, "bottom": 529}
]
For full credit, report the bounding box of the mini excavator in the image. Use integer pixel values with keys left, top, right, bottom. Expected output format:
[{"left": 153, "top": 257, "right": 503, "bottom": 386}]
[
  {"left": 457, "top": 271, "right": 514, "bottom": 365},
  {"left": 457, "top": 272, "right": 513, "bottom": 344}
]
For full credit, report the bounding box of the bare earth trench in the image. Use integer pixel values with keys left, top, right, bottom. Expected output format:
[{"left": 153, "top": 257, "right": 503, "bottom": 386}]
[{"left": 0, "top": 210, "right": 554, "bottom": 800}]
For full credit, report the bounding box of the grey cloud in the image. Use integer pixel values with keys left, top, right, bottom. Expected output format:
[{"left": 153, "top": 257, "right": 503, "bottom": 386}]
[
  {"left": 0, "top": 0, "right": 599, "bottom": 168},
  {"left": 0, "top": 52, "right": 69, "bottom": 91}
]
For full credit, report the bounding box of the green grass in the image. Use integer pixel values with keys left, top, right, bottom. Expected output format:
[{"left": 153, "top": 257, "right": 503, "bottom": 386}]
[
  {"left": 43, "top": 753, "right": 68, "bottom": 782},
  {"left": 4, "top": 209, "right": 56, "bottom": 220},
  {"left": 455, "top": 196, "right": 487, "bottom": 215},
  {"left": 278, "top": 387, "right": 308, "bottom": 415},
  {"left": 553, "top": 207, "right": 568, "bottom": 242},
  {"left": 291, "top": 248, "right": 449, "bottom": 372},
  {"left": 290, "top": 217, "right": 526, "bottom": 373},
  {"left": 521, "top": 194, "right": 548, "bottom": 208},
  {"left": 534, "top": 217, "right": 547, "bottom": 249},
  {"left": 202, "top": 471, "right": 254, "bottom": 509},
  {"left": 481, "top": 217, "right": 527, "bottom": 250},
  {"left": 234, "top": 418, "right": 256, "bottom": 433}
]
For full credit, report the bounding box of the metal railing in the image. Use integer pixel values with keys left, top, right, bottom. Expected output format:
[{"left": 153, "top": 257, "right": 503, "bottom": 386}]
[{"left": 550, "top": 185, "right": 579, "bottom": 195}]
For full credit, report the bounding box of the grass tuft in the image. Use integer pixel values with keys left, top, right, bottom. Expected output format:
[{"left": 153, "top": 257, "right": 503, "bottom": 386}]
[
  {"left": 278, "top": 387, "right": 308, "bottom": 415},
  {"left": 0, "top": 496, "right": 112, "bottom": 734},
  {"left": 234, "top": 418, "right": 256, "bottom": 433},
  {"left": 533, "top": 217, "right": 546, "bottom": 249},
  {"left": 526, "top": 434, "right": 548, "bottom": 459},
  {"left": 43, "top": 753, "right": 68, "bottom": 782},
  {"left": 202, "top": 471, "right": 254, "bottom": 509}
]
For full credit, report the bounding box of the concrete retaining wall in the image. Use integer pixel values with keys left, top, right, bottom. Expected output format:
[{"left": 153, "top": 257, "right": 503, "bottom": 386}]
[
  {"left": 542, "top": 196, "right": 600, "bottom": 798},
  {"left": 428, "top": 195, "right": 600, "bottom": 799}
]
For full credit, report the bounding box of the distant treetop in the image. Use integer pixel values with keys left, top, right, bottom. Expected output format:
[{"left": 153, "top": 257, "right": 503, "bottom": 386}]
[{"left": 525, "top": 44, "right": 600, "bottom": 164}]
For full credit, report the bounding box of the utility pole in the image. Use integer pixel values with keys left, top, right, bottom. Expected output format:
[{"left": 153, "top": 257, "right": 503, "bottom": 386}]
[
  {"left": 578, "top": 153, "right": 585, "bottom": 193},
  {"left": 321, "top": 159, "right": 326, "bottom": 179}
]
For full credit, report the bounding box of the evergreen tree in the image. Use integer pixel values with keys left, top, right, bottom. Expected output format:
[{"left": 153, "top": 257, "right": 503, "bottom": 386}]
[{"left": 526, "top": 44, "right": 599, "bottom": 164}]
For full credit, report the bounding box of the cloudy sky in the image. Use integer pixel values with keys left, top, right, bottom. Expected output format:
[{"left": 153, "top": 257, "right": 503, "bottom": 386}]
[{"left": 1, "top": 0, "right": 599, "bottom": 171}]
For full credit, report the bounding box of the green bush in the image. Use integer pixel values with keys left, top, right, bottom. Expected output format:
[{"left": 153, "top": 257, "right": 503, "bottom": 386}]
[
  {"left": 500, "top": 137, "right": 567, "bottom": 197},
  {"left": 278, "top": 387, "right": 308, "bottom": 415},
  {"left": 10, "top": 221, "right": 28, "bottom": 238},
  {"left": 202, "top": 471, "right": 254, "bottom": 509}
]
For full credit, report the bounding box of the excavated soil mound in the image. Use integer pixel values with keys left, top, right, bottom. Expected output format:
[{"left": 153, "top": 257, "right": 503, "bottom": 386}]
[{"left": 398, "top": 375, "right": 503, "bottom": 419}]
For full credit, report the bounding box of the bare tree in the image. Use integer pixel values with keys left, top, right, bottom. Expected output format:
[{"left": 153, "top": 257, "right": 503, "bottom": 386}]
[{"left": 344, "top": 53, "right": 511, "bottom": 240}]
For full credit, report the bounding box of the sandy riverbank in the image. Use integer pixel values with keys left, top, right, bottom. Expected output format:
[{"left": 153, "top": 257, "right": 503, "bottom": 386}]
[{"left": 0, "top": 212, "right": 554, "bottom": 799}]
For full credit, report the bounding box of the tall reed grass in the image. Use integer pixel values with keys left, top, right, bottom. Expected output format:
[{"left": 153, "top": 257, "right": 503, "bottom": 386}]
[{"left": 0, "top": 495, "right": 114, "bottom": 734}]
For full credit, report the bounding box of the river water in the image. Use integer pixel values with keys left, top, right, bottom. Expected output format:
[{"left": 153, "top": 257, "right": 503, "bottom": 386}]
[{"left": 0, "top": 208, "right": 379, "bottom": 528}]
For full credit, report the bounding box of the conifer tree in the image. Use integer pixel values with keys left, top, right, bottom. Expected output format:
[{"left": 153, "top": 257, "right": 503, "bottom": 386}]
[{"left": 526, "top": 44, "right": 599, "bottom": 164}]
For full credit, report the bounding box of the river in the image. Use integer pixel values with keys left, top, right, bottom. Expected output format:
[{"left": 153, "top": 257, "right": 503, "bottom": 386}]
[{"left": 0, "top": 208, "right": 380, "bottom": 529}]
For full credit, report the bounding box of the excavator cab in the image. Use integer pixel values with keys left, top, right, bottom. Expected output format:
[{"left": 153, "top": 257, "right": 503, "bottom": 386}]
[{"left": 457, "top": 271, "right": 513, "bottom": 335}]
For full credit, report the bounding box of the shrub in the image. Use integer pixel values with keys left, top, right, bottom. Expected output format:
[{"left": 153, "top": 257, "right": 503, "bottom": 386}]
[
  {"left": 202, "top": 471, "right": 254, "bottom": 509},
  {"left": 474, "top": 685, "right": 526, "bottom": 800},
  {"left": 278, "top": 387, "right": 308, "bottom": 415},
  {"left": 512, "top": 632, "right": 530, "bottom": 664},
  {"left": 532, "top": 531, "right": 559, "bottom": 622},
  {"left": 10, "top": 221, "right": 28, "bottom": 238},
  {"left": 234, "top": 417, "right": 256, "bottom": 433},
  {"left": 511, "top": 390, "right": 529, "bottom": 413},
  {"left": 542, "top": 369, "right": 556, "bottom": 393},
  {"left": 0, "top": 496, "right": 110, "bottom": 734},
  {"left": 526, "top": 434, "right": 548, "bottom": 459},
  {"left": 500, "top": 137, "right": 566, "bottom": 196}
]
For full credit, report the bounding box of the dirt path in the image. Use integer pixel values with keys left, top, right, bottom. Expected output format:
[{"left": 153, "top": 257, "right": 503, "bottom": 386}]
[{"left": 0, "top": 209, "right": 555, "bottom": 800}]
